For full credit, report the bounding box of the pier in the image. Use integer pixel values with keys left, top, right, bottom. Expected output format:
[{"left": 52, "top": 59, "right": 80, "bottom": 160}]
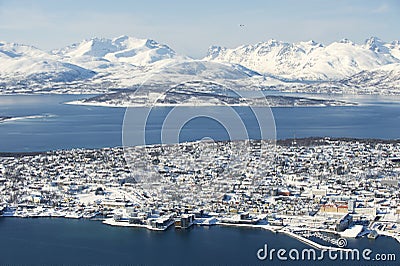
[{"left": 280, "top": 229, "right": 351, "bottom": 252}]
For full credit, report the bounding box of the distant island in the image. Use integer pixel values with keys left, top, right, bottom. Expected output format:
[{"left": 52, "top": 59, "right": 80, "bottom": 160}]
[
  {"left": 0, "top": 115, "right": 50, "bottom": 123},
  {"left": 0, "top": 116, "right": 12, "bottom": 123},
  {"left": 65, "top": 81, "right": 357, "bottom": 108}
]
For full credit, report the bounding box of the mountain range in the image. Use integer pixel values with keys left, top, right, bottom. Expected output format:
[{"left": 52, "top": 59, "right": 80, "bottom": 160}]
[
  {"left": 0, "top": 35, "right": 399, "bottom": 94},
  {"left": 206, "top": 37, "right": 400, "bottom": 81}
]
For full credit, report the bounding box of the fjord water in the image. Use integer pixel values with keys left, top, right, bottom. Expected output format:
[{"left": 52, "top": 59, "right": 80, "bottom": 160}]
[
  {"left": 0, "top": 218, "right": 398, "bottom": 265},
  {"left": 0, "top": 93, "right": 400, "bottom": 152}
]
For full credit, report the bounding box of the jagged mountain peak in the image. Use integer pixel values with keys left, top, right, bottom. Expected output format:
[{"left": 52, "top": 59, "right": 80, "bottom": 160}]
[
  {"left": 338, "top": 38, "right": 355, "bottom": 45},
  {"left": 54, "top": 35, "right": 177, "bottom": 66},
  {"left": 391, "top": 40, "right": 400, "bottom": 46},
  {"left": 205, "top": 37, "right": 400, "bottom": 81},
  {"left": 263, "top": 38, "right": 282, "bottom": 46},
  {"left": 365, "top": 36, "right": 383, "bottom": 44},
  {"left": 364, "top": 36, "right": 389, "bottom": 53}
]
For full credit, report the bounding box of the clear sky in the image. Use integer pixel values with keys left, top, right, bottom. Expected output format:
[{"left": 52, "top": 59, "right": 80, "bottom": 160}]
[{"left": 0, "top": 0, "right": 399, "bottom": 58}]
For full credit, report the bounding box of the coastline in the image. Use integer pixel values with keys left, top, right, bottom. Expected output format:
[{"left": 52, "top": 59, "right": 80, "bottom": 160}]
[{"left": 64, "top": 99, "right": 356, "bottom": 108}]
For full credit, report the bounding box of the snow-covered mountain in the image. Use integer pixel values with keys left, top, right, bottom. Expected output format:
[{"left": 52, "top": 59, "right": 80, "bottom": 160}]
[
  {"left": 0, "top": 42, "right": 49, "bottom": 59},
  {"left": 53, "top": 35, "right": 178, "bottom": 67},
  {"left": 339, "top": 63, "right": 400, "bottom": 93},
  {"left": 51, "top": 36, "right": 261, "bottom": 89},
  {"left": 0, "top": 36, "right": 262, "bottom": 93},
  {"left": 1, "top": 36, "right": 400, "bottom": 95},
  {"left": 363, "top": 37, "right": 400, "bottom": 60},
  {"left": 0, "top": 41, "right": 96, "bottom": 83},
  {"left": 105, "top": 59, "right": 262, "bottom": 90},
  {"left": 205, "top": 37, "right": 400, "bottom": 81},
  {"left": 153, "top": 60, "right": 260, "bottom": 79}
]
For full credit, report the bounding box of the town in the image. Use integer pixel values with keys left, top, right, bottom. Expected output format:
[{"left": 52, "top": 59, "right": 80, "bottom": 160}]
[{"left": 0, "top": 137, "right": 399, "bottom": 248}]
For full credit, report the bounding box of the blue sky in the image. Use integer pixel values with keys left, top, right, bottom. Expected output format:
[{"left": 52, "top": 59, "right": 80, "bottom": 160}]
[{"left": 0, "top": 0, "right": 398, "bottom": 58}]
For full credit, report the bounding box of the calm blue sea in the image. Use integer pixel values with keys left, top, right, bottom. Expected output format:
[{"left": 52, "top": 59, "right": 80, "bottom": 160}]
[
  {"left": 0, "top": 93, "right": 399, "bottom": 152},
  {"left": 0, "top": 218, "right": 398, "bottom": 265}
]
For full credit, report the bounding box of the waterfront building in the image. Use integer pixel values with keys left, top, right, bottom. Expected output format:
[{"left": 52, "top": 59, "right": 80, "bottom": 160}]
[{"left": 335, "top": 213, "right": 353, "bottom": 232}]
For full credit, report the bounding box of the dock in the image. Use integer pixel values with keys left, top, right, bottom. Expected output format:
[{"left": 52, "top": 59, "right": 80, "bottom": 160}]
[{"left": 279, "top": 229, "right": 351, "bottom": 252}]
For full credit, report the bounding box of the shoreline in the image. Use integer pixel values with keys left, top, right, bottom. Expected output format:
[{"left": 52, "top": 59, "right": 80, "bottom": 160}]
[
  {"left": 1, "top": 137, "right": 400, "bottom": 156},
  {"left": 64, "top": 99, "right": 356, "bottom": 108}
]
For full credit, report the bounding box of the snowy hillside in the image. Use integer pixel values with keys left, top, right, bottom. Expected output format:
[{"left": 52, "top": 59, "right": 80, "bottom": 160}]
[
  {"left": 0, "top": 42, "right": 49, "bottom": 58},
  {"left": 0, "top": 41, "right": 96, "bottom": 83},
  {"left": 104, "top": 59, "right": 263, "bottom": 91},
  {"left": 339, "top": 63, "right": 400, "bottom": 93},
  {"left": 205, "top": 37, "right": 400, "bottom": 81},
  {"left": 363, "top": 37, "right": 400, "bottom": 60},
  {"left": 152, "top": 60, "right": 260, "bottom": 80}
]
